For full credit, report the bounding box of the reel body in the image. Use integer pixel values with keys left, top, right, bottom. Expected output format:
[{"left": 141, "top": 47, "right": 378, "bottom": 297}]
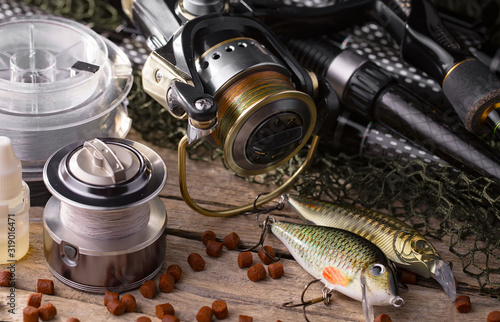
[
  {"left": 142, "top": 14, "right": 318, "bottom": 176},
  {"left": 122, "top": 0, "right": 339, "bottom": 216}
]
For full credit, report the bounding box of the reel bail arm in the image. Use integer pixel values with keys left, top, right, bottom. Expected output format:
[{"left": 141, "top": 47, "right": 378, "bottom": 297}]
[{"left": 178, "top": 135, "right": 321, "bottom": 217}]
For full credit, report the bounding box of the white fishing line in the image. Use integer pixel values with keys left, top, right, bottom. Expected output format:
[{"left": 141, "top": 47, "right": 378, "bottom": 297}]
[{"left": 60, "top": 202, "right": 151, "bottom": 240}]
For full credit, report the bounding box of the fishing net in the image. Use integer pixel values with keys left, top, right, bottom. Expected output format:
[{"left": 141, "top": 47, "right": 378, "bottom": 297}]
[{"left": 19, "top": 0, "right": 500, "bottom": 299}]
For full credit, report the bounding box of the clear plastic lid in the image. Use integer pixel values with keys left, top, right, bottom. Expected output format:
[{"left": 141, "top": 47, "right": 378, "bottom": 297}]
[
  {"left": 0, "top": 16, "right": 133, "bottom": 181},
  {"left": 0, "top": 16, "right": 108, "bottom": 114}
]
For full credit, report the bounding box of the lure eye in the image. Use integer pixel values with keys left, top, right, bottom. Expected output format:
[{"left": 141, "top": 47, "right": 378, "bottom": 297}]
[
  {"left": 416, "top": 240, "right": 431, "bottom": 251},
  {"left": 370, "top": 264, "right": 386, "bottom": 276}
]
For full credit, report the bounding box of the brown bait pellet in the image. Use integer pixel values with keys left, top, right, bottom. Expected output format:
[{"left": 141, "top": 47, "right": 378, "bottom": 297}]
[
  {"left": 247, "top": 263, "right": 266, "bottom": 282},
  {"left": 206, "top": 240, "right": 224, "bottom": 258},
  {"left": 398, "top": 268, "right": 417, "bottom": 285},
  {"left": 167, "top": 264, "right": 182, "bottom": 283},
  {"left": 66, "top": 318, "right": 80, "bottom": 322},
  {"left": 0, "top": 271, "right": 12, "bottom": 287},
  {"left": 103, "top": 291, "right": 119, "bottom": 306},
  {"left": 374, "top": 313, "right": 392, "bottom": 322},
  {"left": 201, "top": 230, "right": 217, "bottom": 246},
  {"left": 121, "top": 294, "right": 136, "bottom": 312},
  {"left": 212, "top": 299, "right": 228, "bottom": 320},
  {"left": 23, "top": 306, "right": 38, "bottom": 322},
  {"left": 140, "top": 280, "right": 157, "bottom": 299},
  {"left": 268, "top": 262, "right": 284, "bottom": 279},
  {"left": 27, "top": 293, "right": 42, "bottom": 308},
  {"left": 258, "top": 246, "right": 275, "bottom": 265},
  {"left": 156, "top": 303, "right": 175, "bottom": 319},
  {"left": 161, "top": 314, "right": 180, "bottom": 322},
  {"left": 159, "top": 273, "right": 175, "bottom": 293},
  {"left": 196, "top": 306, "right": 213, "bottom": 322},
  {"left": 223, "top": 232, "right": 240, "bottom": 250},
  {"left": 239, "top": 315, "right": 253, "bottom": 322},
  {"left": 455, "top": 295, "right": 472, "bottom": 313},
  {"left": 488, "top": 311, "right": 500, "bottom": 322},
  {"left": 238, "top": 251, "right": 253, "bottom": 268},
  {"left": 36, "top": 279, "right": 54, "bottom": 295},
  {"left": 38, "top": 303, "right": 57, "bottom": 321},
  {"left": 106, "top": 299, "right": 126, "bottom": 316},
  {"left": 188, "top": 253, "right": 206, "bottom": 271},
  {"left": 136, "top": 317, "right": 152, "bottom": 322}
]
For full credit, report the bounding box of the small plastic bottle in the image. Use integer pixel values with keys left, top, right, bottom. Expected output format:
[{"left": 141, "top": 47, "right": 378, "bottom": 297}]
[{"left": 0, "top": 136, "right": 30, "bottom": 264}]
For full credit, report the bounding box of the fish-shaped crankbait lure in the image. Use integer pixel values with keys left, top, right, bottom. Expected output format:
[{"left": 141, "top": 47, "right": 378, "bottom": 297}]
[
  {"left": 270, "top": 219, "right": 403, "bottom": 321},
  {"left": 286, "top": 194, "right": 456, "bottom": 302}
]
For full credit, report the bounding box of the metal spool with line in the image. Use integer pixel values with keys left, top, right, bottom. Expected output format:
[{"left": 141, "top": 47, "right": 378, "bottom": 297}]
[{"left": 43, "top": 138, "right": 167, "bottom": 293}]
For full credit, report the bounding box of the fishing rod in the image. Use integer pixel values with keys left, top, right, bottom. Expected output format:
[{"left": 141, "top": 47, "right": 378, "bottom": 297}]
[
  {"left": 287, "top": 36, "right": 500, "bottom": 184},
  {"left": 371, "top": 0, "right": 500, "bottom": 139}
]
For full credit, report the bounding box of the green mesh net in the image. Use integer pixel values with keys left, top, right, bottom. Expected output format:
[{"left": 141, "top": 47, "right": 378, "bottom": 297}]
[{"left": 21, "top": 0, "right": 500, "bottom": 299}]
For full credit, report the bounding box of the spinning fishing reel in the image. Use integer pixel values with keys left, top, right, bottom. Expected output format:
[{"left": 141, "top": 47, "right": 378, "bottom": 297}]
[{"left": 123, "top": 0, "right": 338, "bottom": 216}]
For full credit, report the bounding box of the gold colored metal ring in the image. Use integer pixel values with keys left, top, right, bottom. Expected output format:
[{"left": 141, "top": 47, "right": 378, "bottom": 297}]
[
  {"left": 178, "top": 134, "right": 321, "bottom": 217},
  {"left": 306, "top": 70, "right": 319, "bottom": 99},
  {"left": 211, "top": 69, "right": 316, "bottom": 176},
  {"left": 191, "top": 119, "right": 217, "bottom": 130},
  {"left": 223, "top": 90, "right": 316, "bottom": 176},
  {"left": 175, "top": 0, "right": 197, "bottom": 21},
  {"left": 441, "top": 58, "right": 475, "bottom": 87},
  {"left": 480, "top": 103, "right": 500, "bottom": 126}
]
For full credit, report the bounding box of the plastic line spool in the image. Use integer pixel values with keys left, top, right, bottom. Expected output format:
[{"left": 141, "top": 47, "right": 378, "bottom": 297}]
[
  {"left": 0, "top": 15, "right": 133, "bottom": 188},
  {"left": 43, "top": 138, "right": 167, "bottom": 293}
]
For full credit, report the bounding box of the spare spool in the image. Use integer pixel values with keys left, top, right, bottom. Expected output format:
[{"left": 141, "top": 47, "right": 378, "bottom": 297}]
[
  {"left": 0, "top": 15, "right": 133, "bottom": 187},
  {"left": 43, "top": 138, "right": 167, "bottom": 293}
]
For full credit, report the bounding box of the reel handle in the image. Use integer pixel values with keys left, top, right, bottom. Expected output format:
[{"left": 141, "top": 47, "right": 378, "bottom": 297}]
[{"left": 177, "top": 135, "right": 321, "bottom": 217}]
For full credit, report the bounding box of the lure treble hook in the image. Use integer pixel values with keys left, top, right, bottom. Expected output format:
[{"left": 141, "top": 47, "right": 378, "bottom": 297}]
[
  {"left": 282, "top": 279, "right": 333, "bottom": 322},
  {"left": 236, "top": 214, "right": 281, "bottom": 262},
  {"left": 236, "top": 193, "right": 286, "bottom": 260},
  {"left": 251, "top": 193, "right": 287, "bottom": 227}
]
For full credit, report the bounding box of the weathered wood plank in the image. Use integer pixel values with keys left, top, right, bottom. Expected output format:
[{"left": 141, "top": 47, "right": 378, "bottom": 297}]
[
  {"left": 158, "top": 196, "right": 499, "bottom": 298},
  {"left": 2, "top": 129, "right": 498, "bottom": 321},
  {"left": 1, "top": 219, "right": 499, "bottom": 321}
]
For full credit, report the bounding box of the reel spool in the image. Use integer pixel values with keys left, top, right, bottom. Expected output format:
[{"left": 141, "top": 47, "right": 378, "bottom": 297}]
[
  {"left": 43, "top": 138, "right": 167, "bottom": 293},
  {"left": 198, "top": 36, "right": 317, "bottom": 176},
  {"left": 0, "top": 16, "right": 133, "bottom": 190}
]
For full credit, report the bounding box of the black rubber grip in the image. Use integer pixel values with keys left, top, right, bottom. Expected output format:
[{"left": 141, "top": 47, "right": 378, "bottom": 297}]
[
  {"left": 343, "top": 62, "right": 394, "bottom": 116},
  {"left": 442, "top": 59, "right": 500, "bottom": 134}
]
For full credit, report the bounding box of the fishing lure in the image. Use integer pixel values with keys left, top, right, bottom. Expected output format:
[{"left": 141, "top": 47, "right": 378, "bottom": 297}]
[
  {"left": 263, "top": 217, "right": 404, "bottom": 322},
  {"left": 286, "top": 194, "right": 456, "bottom": 302}
]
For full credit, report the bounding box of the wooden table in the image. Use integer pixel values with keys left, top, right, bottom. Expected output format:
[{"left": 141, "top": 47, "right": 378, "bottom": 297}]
[{"left": 1, "top": 129, "right": 499, "bottom": 321}]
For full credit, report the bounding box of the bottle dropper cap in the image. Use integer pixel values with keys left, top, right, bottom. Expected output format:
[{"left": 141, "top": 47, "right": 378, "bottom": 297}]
[{"left": 0, "top": 136, "right": 22, "bottom": 200}]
